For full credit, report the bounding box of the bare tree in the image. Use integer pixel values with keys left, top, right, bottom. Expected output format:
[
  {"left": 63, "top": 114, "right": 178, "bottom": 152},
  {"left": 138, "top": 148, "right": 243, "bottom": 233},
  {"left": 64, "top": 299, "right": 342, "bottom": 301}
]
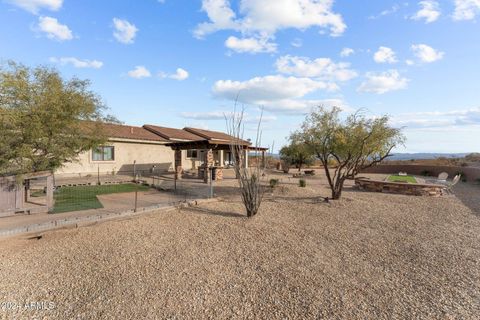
[{"left": 225, "top": 106, "right": 265, "bottom": 217}]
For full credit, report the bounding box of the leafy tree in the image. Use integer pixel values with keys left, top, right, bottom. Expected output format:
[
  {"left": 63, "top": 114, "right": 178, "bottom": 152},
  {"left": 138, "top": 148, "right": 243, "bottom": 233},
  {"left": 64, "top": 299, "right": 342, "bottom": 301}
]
[
  {"left": 296, "top": 106, "right": 404, "bottom": 200},
  {"left": 279, "top": 140, "right": 315, "bottom": 172},
  {"left": 0, "top": 61, "right": 117, "bottom": 175}
]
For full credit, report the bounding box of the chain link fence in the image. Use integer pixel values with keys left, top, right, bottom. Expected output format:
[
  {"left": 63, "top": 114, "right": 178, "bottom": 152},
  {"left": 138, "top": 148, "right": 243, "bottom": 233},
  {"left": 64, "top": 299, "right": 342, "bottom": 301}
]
[
  {"left": 51, "top": 170, "right": 213, "bottom": 215},
  {"left": 0, "top": 167, "right": 227, "bottom": 237}
]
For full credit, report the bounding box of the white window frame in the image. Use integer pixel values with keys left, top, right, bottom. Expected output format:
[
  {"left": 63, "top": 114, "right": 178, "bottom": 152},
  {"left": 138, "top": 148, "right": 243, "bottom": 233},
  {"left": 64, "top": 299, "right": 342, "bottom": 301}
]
[{"left": 92, "top": 146, "right": 115, "bottom": 162}]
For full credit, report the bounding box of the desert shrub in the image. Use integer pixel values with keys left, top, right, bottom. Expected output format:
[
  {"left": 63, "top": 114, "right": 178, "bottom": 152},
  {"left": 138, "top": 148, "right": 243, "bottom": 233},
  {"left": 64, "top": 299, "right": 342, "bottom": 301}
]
[
  {"left": 460, "top": 162, "right": 469, "bottom": 167},
  {"left": 299, "top": 179, "right": 306, "bottom": 187},
  {"left": 269, "top": 179, "right": 279, "bottom": 189},
  {"left": 420, "top": 170, "right": 432, "bottom": 176},
  {"left": 455, "top": 171, "right": 467, "bottom": 182}
]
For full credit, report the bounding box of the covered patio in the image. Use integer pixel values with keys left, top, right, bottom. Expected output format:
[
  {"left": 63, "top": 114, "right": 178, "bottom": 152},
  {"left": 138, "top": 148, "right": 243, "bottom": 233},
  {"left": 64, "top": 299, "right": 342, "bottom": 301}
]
[{"left": 166, "top": 140, "right": 268, "bottom": 184}]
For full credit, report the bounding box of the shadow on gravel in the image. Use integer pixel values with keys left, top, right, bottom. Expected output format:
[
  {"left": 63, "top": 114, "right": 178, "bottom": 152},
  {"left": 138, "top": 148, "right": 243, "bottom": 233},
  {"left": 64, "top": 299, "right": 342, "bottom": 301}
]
[
  {"left": 185, "top": 206, "right": 246, "bottom": 218},
  {"left": 453, "top": 183, "right": 480, "bottom": 216},
  {"left": 265, "top": 196, "right": 327, "bottom": 204}
]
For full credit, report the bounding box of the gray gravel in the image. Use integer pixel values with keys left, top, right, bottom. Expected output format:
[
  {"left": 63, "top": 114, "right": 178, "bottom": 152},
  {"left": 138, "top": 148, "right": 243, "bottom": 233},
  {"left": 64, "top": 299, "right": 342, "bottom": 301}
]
[{"left": 0, "top": 172, "right": 479, "bottom": 319}]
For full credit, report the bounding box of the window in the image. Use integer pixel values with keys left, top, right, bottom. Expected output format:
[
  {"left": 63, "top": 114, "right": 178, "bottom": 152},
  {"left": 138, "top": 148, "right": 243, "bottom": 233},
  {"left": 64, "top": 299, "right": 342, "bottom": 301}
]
[
  {"left": 187, "top": 149, "right": 198, "bottom": 159},
  {"left": 92, "top": 146, "right": 115, "bottom": 161}
]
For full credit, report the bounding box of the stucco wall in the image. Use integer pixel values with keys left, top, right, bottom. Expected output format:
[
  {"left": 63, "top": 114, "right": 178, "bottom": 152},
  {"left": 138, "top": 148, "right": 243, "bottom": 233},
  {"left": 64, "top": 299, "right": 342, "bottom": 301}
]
[
  {"left": 361, "top": 164, "right": 480, "bottom": 182},
  {"left": 55, "top": 140, "right": 231, "bottom": 178},
  {"left": 56, "top": 140, "right": 193, "bottom": 177}
]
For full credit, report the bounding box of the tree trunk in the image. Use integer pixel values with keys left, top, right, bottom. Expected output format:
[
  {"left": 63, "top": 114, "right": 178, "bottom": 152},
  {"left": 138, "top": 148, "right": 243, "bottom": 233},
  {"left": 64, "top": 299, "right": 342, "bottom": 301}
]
[{"left": 331, "top": 178, "right": 345, "bottom": 200}]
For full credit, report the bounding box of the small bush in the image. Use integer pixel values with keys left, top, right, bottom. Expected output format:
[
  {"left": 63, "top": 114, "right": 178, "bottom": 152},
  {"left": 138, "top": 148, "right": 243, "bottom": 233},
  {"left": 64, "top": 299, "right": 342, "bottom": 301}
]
[
  {"left": 460, "top": 162, "right": 469, "bottom": 167},
  {"left": 455, "top": 171, "right": 467, "bottom": 182},
  {"left": 420, "top": 170, "right": 432, "bottom": 176},
  {"left": 299, "top": 179, "right": 306, "bottom": 187},
  {"left": 269, "top": 179, "right": 279, "bottom": 188}
]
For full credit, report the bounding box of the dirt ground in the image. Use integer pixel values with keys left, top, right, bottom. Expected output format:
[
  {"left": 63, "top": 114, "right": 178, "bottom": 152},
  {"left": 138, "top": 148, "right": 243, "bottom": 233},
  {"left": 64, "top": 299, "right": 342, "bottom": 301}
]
[{"left": 0, "top": 171, "right": 479, "bottom": 319}]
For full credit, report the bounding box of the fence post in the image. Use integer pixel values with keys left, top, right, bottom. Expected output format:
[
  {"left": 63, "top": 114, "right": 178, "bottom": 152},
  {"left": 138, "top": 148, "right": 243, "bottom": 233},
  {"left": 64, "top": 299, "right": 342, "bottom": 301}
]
[
  {"left": 174, "top": 166, "right": 177, "bottom": 192},
  {"left": 209, "top": 167, "right": 214, "bottom": 198},
  {"left": 97, "top": 165, "right": 100, "bottom": 185},
  {"left": 133, "top": 160, "right": 137, "bottom": 182},
  {"left": 134, "top": 183, "right": 138, "bottom": 212}
]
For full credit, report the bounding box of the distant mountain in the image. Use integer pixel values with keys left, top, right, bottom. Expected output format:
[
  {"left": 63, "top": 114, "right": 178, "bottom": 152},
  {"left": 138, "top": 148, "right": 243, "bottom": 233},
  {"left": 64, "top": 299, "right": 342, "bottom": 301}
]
[
  {"left": 387, "top": 153, "right": 470, "bottom": 161},
  {"left": 256, "top": 152, "right": 471, "bottom": 161}
]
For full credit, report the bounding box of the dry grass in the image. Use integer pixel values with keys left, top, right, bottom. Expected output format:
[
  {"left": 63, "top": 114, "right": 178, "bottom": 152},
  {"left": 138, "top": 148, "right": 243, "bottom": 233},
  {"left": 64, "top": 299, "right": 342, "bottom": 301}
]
[{"left": 0, "top": 173, "right": 479, "bottom": 319}]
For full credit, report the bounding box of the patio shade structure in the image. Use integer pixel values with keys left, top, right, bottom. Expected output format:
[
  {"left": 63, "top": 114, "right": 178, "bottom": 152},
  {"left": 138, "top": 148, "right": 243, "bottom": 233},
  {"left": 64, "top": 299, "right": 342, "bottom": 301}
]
[{"left": 166, "top": 140, "right": 268, "bottom": 184}]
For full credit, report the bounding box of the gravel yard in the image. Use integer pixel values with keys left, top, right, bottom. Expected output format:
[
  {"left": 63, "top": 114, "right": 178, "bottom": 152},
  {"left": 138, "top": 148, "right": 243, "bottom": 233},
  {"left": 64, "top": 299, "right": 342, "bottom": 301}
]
[{"left": 0, "top": 173, "right": 479, "bottom": 319}]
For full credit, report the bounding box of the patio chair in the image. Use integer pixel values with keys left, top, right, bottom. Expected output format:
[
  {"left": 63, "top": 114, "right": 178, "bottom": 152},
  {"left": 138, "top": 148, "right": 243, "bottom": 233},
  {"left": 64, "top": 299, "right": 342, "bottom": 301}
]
[
  {"left": 437, "top": 172, "right": 449, "bottom": 184},
  {"left": 446, "top": 174, "right": 461, "bottom": 191}
]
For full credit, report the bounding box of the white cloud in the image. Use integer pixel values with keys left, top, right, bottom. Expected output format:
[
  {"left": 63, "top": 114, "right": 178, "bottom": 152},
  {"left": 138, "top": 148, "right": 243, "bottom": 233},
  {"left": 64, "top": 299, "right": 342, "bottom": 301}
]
[
  {"left": 37, "top": 16, "right": 72, "bottom": 41},
  {"left": 260, "top": 98, "right": 351, "bottom": 113},
  {"left": 212, "top": 75, "right": 339, "bottom": 113},
  {"left": 275, "top": 55, "right": 357, "bottom": 82},
  {"left": 49, "top": 57, "right": 103, "bottom": 69},
  {"left": 180, "top": 111, "right": 277, "bottom": 123},
  {"left": 412, "top": 1, "right": 441, "bottom": 23},
  {"left": 213, "top": 75, "right": 336, "bottom": 102},
  {"left": 170, "top": 68, "right": 189, "bottom": 81},
  {"left": 411, "top": 44, "right": 444, "bottom": 63},
  {"left": 127, "top": 66, "right": 151, "bottom": 79},
  {"left": 113, "top": 18, "right": 138, "bottom": 44},
  {"left": 357, "top": 70, "right": 408, "bottom": 94},
  {"left": 291, "top": 38, "right": 303, "bottom": 48},
  {"left": 194, "top": 0, "right": 347, "bottom": 50},
  {"left": 453, "top": 0, "right": 480, "bottom": 20},
  {"left": 368, "top": 4, "right": 400, "bottom": 19},
  {"left": 225, "top": 36, "right": 277, "bottom": 53},
  {"left": 6, "top": 0, "right": 62, "bottom": 14},
  {"left": 391, "top": 107, "right": 480, "bottom": 128},
  {"left": 340, "top": 47, "right": 354, "bottom": 57},
  {"left": 406, "top": 59, "right": 415, "bottom": 65},
  {"left": 180, "top": 111, "right": 230, "bottom": 120},
  {"left": 373, "top": 46, "right": 397, "bottom": 64},
  {"left": 159, "top": 68, "right": 190, "bottom": 81}
]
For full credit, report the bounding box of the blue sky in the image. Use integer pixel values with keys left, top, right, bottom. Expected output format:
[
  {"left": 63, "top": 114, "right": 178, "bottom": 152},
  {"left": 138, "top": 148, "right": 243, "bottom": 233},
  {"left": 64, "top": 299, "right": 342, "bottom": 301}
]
[{"left": 1, "top": 0, "right": 480, "bottom": 153}]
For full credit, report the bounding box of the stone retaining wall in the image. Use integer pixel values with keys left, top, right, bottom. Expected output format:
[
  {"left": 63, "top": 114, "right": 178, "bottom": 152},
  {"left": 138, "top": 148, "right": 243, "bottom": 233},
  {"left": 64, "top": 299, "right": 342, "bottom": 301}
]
[
  {"left": 355, "top": 178, "right": 446, "bottom": 196},
  {"left": 361, "top": 164, "right": 480, "bottom": 182}
]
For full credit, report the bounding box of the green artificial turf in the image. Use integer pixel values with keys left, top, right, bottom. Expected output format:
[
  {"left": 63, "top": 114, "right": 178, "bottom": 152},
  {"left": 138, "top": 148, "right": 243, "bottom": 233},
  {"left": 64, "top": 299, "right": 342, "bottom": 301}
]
[
  {"left": 53, "top": 184, "right": 150, "bottom": 213},
  {"left": 387, "top": 175, "right": 417, "bottom": 184}
]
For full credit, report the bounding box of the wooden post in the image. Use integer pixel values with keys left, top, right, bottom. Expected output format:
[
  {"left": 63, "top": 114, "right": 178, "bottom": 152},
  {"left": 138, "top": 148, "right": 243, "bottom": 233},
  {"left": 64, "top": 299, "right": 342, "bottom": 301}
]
[
  {"left": 219, "top": 150, "right": 224, "bottom": 167},
  {"left": 134, "top": 187, "right": 138, "bottom": 212},
  {"left": 174, "top": 166, "right": 177, "bottom": 192},
  {"left": 174, "top": 148, "right": 181, "bottom": 191}
]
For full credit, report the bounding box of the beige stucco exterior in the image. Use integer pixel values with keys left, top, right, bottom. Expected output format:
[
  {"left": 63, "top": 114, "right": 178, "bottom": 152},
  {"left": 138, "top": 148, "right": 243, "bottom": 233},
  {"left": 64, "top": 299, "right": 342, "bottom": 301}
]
[
  {"left": 56, "top": 138, "right": 194, "bottom": 178},
  {"left": 55, "top": 138, "right": 243, "bottom": 178}
]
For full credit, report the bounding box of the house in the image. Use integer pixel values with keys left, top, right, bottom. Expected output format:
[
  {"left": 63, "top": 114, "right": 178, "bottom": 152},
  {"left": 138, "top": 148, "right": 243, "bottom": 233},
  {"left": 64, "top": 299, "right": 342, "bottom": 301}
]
[{"left": 56, "top": 122, "right": 263, "bottom": 178}]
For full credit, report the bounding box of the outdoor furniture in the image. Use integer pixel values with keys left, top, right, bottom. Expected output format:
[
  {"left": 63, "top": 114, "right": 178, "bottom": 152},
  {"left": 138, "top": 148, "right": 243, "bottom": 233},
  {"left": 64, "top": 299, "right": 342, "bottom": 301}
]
[
  {"left": 446, "top": 174, "right": 461, "bottom": 193},
  {"left": 437, "top": 172, "right": 449, "bottom": 184}
]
